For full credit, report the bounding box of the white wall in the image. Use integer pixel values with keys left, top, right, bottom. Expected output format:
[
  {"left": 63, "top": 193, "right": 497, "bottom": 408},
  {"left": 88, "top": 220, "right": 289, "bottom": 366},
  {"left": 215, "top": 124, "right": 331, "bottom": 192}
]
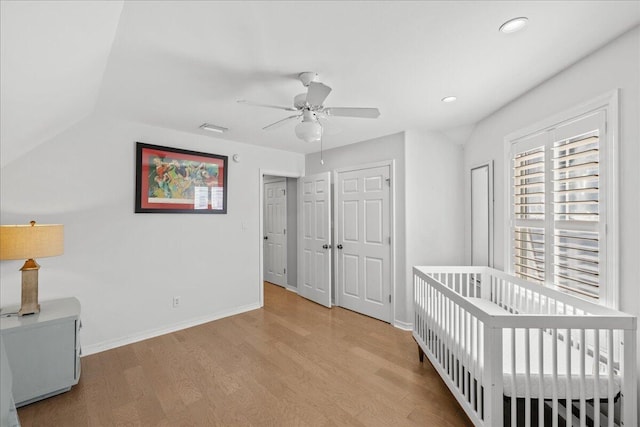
[
  {"left": 306, "top": 131, "right": 465, "bottom": 328},
  {"left": 405, "top": 129, "right": 465, "bottom": 322},
  {"left": 463, "top": 26, "right": 640, "bottom": 411},
  {"left": 306, "top": 132, "right": 407, "bottom": 326},
  {"left": 0, "top": 114, "right": 304, "bottom": 355}
]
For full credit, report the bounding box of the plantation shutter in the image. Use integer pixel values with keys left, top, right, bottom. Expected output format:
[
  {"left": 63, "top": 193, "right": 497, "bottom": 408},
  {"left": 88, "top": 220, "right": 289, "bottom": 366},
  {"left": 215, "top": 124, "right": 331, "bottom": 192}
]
[
  {"left": 510, "top": 109, "right": 609, "bottom": 303},
  {"left": 552, "top": 112, "right": 605, "bottom": 301},
  {"left": 512, "top": 134, "right": 547, "bottom": 284}
]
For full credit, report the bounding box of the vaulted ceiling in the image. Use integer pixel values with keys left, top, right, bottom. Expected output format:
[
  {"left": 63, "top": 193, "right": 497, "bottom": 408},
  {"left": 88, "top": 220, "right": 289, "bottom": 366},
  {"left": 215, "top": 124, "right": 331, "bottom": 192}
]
[{"left": 2, "top": 1, "right": 639, "bottom": 166}]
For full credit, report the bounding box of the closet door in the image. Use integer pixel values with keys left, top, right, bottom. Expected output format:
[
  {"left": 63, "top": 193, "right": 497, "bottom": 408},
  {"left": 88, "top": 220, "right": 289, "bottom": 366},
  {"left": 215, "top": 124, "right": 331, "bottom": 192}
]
[
  {"left": 335, "top": 164, "right": 391, "bottom": 322},
  {"left": 298, "top": 172, "right": 332, "bottom": 308},
  {"left": 471, "top": 162, "right": 493, "bottom": 267}
]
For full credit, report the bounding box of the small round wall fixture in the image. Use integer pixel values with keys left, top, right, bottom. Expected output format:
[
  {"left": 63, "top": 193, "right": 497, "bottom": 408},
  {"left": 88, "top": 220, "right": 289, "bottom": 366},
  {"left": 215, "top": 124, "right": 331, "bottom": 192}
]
[
  {"left": 232, "top": 154, "right": 240, "bottom": 163},
  {"left": 499, "top": 17, "right": 529, "bottom": 34},
  {"left": 441, "top": 96, "right": 457, "bottom": 103}
]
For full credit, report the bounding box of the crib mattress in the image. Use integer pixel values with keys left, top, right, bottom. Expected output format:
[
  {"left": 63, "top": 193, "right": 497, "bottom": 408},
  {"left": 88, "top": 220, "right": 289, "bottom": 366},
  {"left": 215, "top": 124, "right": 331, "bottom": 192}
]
[
  {"left": 500, "top": 327, "right": 620, "bottom": 399},
  {"left": 430, "top": 298, "right": 621, "bottom": 400}
]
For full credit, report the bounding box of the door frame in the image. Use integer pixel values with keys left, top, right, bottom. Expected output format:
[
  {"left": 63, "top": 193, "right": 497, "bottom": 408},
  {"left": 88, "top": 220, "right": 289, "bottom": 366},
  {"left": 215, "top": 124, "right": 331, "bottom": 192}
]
[
  {"left": 259, "top": 169, "right": 302, "bottom": 308},
  {"left": 470, "top": 161, "right": 494, "bottom": 267},
  {"left": 332, "top": 159, "right": 396, "bottom": 323}
]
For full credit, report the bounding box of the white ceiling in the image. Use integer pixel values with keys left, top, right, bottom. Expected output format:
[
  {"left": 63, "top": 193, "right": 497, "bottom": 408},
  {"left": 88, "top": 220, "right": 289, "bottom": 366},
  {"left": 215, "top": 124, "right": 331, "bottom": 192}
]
[
  {"left": 2, "top": 1, "right": 639, "bottom": 164},
  {"left": 0, "top": 0, "right": 123, "bottom": 167}
]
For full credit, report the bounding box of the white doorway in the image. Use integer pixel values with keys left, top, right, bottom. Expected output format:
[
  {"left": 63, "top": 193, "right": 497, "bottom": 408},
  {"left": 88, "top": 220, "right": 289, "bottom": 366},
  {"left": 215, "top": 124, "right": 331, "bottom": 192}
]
[
  {"left": 259, "top": 171, "right": 300, "bottom": 308},
  {"left": 263, "top": 178, "right": 287, "bottom": 287},
  {"left": 335, "top": 163, "right": 392, "bottom": 322}
]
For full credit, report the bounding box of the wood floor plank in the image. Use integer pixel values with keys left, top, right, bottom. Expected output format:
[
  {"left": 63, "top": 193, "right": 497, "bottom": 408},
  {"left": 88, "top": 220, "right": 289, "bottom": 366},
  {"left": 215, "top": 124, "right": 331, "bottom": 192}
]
[{"left": 17, "top": 283, "right": 473, "bottom": 426}]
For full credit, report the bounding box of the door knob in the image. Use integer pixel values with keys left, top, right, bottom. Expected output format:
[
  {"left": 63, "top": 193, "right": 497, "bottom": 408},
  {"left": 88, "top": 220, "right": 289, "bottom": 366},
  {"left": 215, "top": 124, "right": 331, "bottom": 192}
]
[
  {"left": 322, "top": 244, "right": 330, "bottom": 249},
  {"left": 337, "top": 244, "right": 343, "bottom": 250},
  {"left": 264, "top": 236, "right": 268, "bottom": 240}
]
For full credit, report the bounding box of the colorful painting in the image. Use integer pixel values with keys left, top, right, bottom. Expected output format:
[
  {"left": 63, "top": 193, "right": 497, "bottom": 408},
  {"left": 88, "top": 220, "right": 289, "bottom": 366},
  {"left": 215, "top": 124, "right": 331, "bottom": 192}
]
[{"left": 135, "top": 142, "right": 227, "bottom": 213}]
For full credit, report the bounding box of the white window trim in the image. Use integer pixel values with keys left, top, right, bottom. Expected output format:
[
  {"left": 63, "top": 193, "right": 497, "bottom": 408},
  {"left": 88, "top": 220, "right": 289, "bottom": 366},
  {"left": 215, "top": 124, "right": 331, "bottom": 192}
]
[{"left": 503, "top": 90, "right": 619, "bottom": 308}]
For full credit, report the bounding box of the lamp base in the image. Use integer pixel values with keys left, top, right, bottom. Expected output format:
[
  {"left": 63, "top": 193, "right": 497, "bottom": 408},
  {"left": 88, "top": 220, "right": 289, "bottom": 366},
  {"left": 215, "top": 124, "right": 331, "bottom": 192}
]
[{"left": 18, "top": 259, "right": 40, "bottom": 316}]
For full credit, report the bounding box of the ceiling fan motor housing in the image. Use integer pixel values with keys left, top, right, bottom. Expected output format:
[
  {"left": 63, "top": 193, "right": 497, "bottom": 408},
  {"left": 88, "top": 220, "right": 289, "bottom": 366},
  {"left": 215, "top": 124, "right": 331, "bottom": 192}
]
[
  {"left": 294, "top": 93, "right": 307, "bottom": 109},
  {"left": 298, "top": 71, "right": 319, "bottom": 87}
]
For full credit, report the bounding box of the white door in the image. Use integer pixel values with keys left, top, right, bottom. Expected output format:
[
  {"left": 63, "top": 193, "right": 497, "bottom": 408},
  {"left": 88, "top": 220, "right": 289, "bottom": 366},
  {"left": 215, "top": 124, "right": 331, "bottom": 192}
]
[
  {"left": 336, "top": 165, "right": 391, "bottom": 322},
  {"left": 264, "top": 180, "right": 287, "bottom": 287},
  {"left": 298, "top": 172, "right": 332, "bottom": 308}
]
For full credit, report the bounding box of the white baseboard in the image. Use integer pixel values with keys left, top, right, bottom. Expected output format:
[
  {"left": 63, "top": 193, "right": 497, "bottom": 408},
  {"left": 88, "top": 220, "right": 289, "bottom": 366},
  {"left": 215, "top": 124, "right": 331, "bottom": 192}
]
[
  {"left": 81, "top": 302, "right": 261, "bottom": 356},
  {"left": 284, "top": 285, "right": 298, "bottom": 293},
  {"left": 393, "top": 319, "right": 413, "bottom": 331}
]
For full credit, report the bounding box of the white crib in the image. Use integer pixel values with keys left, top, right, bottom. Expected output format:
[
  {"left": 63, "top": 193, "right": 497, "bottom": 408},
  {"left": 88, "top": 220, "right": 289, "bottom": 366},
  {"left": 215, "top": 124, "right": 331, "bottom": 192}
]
[{"left": 413, "top": 266, "right": 637, "bottom": 427}]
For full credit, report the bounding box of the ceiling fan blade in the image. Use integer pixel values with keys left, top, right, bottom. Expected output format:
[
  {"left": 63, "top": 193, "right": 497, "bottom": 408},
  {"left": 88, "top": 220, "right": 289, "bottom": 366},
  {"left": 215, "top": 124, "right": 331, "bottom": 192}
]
[
  {"left": 262, "top": 114, "right": 301, "bottom": 130},
  {"left": 324, "top": 107, "right": 380, "bottom": 118},
  {"left": 306, "top": 82, "right": 332, "bottom": 107},
  {"left": 237, "top": 99, "right": 297, "bottom": 112}
]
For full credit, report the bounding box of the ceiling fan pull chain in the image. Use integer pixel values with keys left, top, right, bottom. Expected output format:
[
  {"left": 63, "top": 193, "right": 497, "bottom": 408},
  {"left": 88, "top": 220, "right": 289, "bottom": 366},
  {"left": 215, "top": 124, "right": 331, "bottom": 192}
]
[{"left": 320, "top": 124, "right": 324, "bottom": 165}]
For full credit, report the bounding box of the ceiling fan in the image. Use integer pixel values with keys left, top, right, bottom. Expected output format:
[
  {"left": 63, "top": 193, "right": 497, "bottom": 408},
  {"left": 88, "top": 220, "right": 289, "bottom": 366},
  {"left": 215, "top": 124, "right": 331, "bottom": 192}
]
[{"left": 237, "top": 72, "right": 380, "bottom": 142}]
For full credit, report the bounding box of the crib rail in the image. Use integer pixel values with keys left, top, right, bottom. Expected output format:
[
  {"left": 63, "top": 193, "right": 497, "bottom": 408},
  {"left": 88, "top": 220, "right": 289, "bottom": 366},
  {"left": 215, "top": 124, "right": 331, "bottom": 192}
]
[{"left": 413, "top": 266, "right": 637, "bottom": 427}]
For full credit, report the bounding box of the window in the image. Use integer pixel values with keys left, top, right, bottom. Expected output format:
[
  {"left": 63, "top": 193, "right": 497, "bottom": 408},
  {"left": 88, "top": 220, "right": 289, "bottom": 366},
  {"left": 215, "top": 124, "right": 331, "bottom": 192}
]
[{"left": 506, "top": 92, "right": 618, "bottom": 307}]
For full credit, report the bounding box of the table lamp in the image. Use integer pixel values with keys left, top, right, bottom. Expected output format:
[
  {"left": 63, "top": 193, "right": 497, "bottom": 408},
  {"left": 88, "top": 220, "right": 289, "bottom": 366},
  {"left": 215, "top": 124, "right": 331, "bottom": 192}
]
[{"left": 0, "top": 221, "right": 64, "bottom": 315}]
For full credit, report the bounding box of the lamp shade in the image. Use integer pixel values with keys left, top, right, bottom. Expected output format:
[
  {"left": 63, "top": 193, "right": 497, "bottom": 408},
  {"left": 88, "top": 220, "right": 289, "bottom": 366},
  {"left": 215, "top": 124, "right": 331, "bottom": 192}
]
[
  {"left": 295, "top": 120, "right": 322, "bottom": 143},
  {"left": 0, "top": 223, "right": 64, "bottom": 260}
]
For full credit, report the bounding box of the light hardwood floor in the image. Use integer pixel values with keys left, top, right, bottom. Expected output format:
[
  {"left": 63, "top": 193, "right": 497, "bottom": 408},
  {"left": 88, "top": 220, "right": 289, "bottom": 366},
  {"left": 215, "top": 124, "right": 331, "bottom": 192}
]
[{"left": 17, "top": 283, "right": 473, "bottom": 426}]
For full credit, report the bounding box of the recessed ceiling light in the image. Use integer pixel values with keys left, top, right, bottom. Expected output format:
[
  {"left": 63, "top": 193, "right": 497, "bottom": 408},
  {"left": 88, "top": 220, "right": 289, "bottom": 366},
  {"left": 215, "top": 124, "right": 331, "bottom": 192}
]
[
  {"left": 199, "top": 123, "right": 228, "bottom": 133},
  {"left": 499, "top": 17, "right": 529, "bottom": 34},
  {"left": 441, "top": 96, "right": 457, "bottom": 103}
]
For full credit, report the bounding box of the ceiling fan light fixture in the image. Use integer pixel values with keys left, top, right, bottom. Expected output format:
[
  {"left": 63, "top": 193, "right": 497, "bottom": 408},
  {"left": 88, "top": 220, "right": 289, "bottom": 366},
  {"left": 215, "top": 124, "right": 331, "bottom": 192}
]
[
  {"left": 199, "top": 123, "right": 228, "bottom": 133},
  {"left": 295, "top": 120, "right": 322, "bottom": 143},
  {"left": 441, "top": 96, "right": 457, "bottom": 103},
  {"left": 499, "top": 17, "right": 529, "bottom": 34}
]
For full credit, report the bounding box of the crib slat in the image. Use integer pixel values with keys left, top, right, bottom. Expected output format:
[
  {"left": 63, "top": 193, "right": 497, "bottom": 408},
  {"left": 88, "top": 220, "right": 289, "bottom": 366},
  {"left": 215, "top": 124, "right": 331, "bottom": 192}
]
[
  {"left": 436, "top": 286, "right": 440, "bottom": 359},
  {"left": 464, "top": 311, "right": 470, "bottom": 403},
  {"left": 447, "top": 300, "right": 456, "bottom": 378},
  {"left": 552, "top": 328, "right": 558, "bottom": 427},
  {"left": 525, "top": 328, "right": 531, "bottom": 427},
  {"left": 476, "top": 318, "right": 482, "bottom": 417},
  {"left": 438, "top": 290, "right": 443, "bottom": 364},
  {"left": 453, "top": 303, "right": 458, "bottom": 387},
  {"left": 442, "top": 293, "right": 446, "bottom": 369},
  {"left": 510, "top": 328, "right": 517, "bottom": 427},
  {"left": 538, "top": 328, "right": 544, "bottom": 427},
  {"left": 622, "top": 329, "right": 638, "bottom": 427},
  {"left": 445, "top": 295, "right": 449, "bottom": 372},
  {"left": 428, "top": 284, "right": 433, "bottom": 354},
  {"left": 607, "top": 329, "right": 614, "bottom": 427},
  {"left": 470, "top": 315, "right": 476, "bottom": 413},
  {"left": 457, "top": 302, "right": 462, "bottom": 393},
  {"left": 579, "top": 329, "right": 586, "bottom": 427},
  {"left": 565, "top": 327, "right": 572, "bottom": 425},
  {"left": 593, "top": 329, "right": 600, "bottom": 427}
]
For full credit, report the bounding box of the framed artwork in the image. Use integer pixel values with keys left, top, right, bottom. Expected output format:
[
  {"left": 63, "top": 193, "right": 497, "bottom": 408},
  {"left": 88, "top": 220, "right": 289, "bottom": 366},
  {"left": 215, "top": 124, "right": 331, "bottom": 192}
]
[{"left": 135, "top": 142, "right": 228, "bottom": 214}]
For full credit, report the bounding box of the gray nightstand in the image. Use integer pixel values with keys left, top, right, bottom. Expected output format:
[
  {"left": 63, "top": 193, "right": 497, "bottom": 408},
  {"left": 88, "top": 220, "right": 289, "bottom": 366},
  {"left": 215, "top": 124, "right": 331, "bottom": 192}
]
[{"left": 0, "top": 298, "right": 81, "bottom": 407}]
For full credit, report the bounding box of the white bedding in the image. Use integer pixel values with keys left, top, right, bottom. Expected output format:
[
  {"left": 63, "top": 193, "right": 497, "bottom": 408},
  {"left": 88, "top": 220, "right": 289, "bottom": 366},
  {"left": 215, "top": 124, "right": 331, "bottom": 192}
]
[
  {"left": 500, "top": 327, "right": 619, "bottom": 399},
  {"left": 427, "top": 298, "right": 621, "bottom": 400}
]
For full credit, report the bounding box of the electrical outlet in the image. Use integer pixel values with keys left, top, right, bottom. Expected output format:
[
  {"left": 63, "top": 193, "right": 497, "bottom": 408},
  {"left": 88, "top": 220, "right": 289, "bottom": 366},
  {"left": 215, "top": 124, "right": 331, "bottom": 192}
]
[{"left": 172, "top": 296, "right": 180, "bottom": 308}]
